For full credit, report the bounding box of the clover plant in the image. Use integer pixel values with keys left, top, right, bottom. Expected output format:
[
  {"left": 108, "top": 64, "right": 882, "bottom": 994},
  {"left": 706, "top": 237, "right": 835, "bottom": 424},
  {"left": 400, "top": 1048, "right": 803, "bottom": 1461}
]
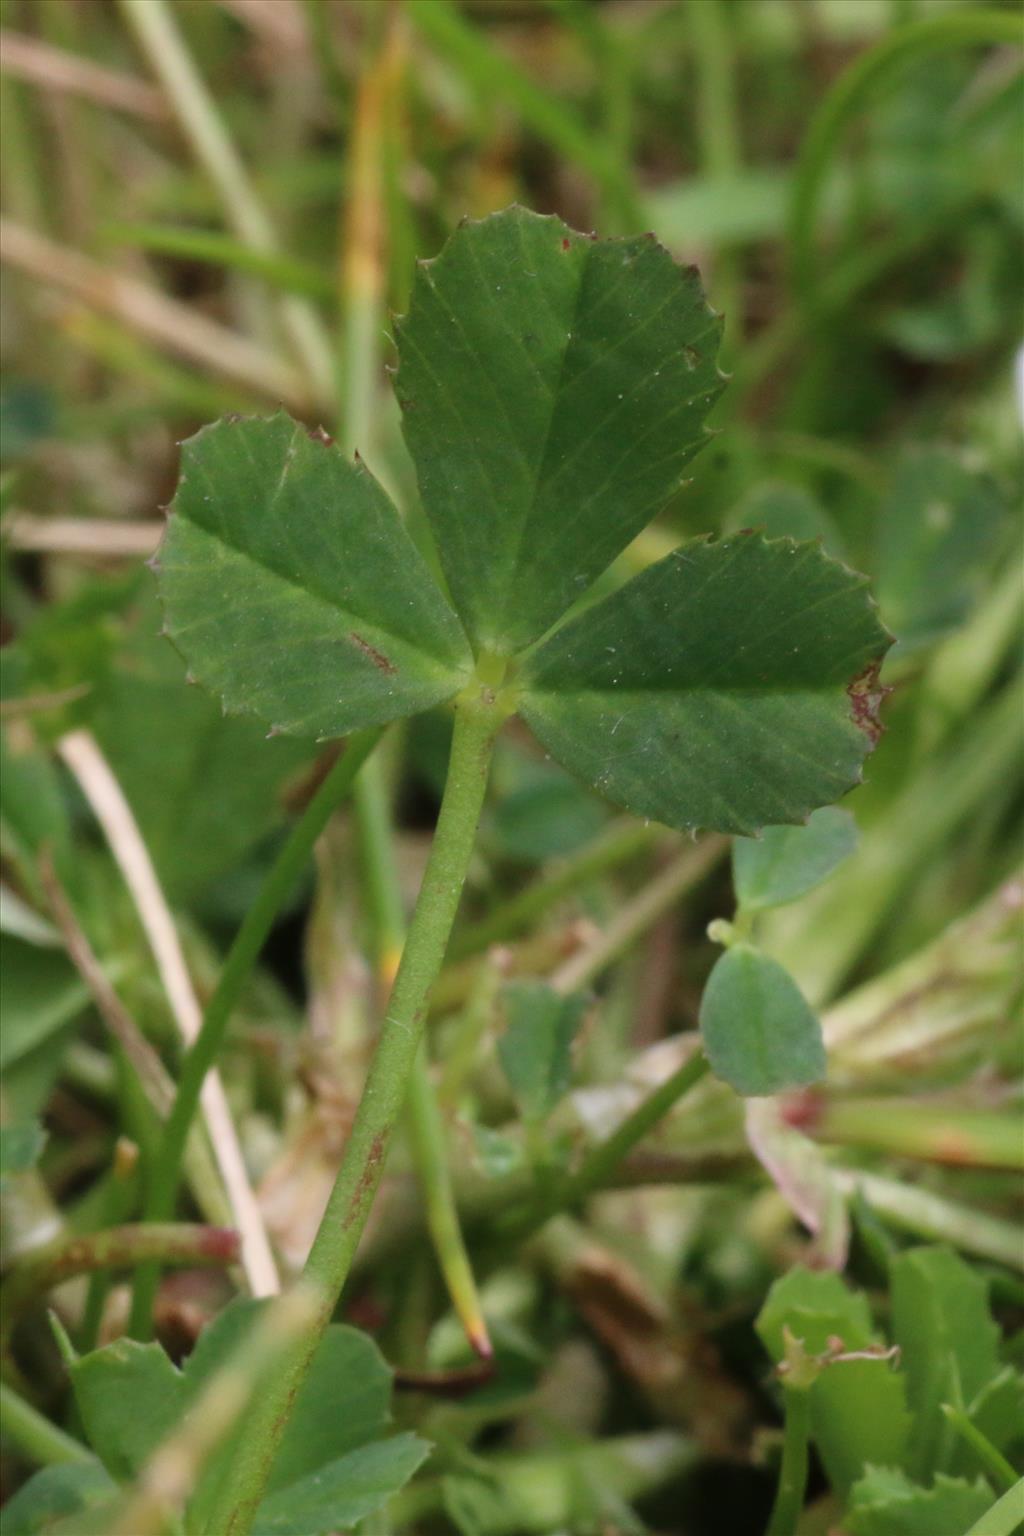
[{"left": 146, "top": 205, "right": 890, "bottom": 1532}]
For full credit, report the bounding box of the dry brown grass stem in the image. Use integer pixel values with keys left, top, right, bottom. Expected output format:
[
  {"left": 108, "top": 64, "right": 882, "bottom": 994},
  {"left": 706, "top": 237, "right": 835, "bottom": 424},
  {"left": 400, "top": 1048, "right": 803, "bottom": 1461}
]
[
  {"left": 0, "top": 29, "right": 168, "bottom": 120},
  {"left": 0, "top": 218, "right": 307, "bottom": 407}
]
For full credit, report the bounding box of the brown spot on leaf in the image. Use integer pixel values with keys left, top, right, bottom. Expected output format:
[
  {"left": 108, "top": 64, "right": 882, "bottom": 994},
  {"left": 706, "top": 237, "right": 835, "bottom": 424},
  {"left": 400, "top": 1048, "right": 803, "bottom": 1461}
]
[
  {"left": 350, "top": 632, "right": 396, "bottom": 674},
  {"left": 847, "top": 660, "right": 889, "bottom": 746},
  {"left": 561, "top": 237, "right": 571, "bottom": 251}
]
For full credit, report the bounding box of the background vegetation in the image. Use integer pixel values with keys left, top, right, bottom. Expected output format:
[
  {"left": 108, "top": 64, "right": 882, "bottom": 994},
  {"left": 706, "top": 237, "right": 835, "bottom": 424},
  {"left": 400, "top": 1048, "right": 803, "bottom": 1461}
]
[{"left": 0, "top": 2, "right": 1021, "bottom": 1533}]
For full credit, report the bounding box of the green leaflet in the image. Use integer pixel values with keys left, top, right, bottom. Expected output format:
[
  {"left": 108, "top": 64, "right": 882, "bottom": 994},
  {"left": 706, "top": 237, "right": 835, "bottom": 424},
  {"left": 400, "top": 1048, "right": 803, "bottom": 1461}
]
[
  {"left": 0, "top": 1461, "right": 117, "bottom": 1536},
  {"left": 520, "top": 533, "right": 890, "bottom": 836},
  {"left": 70, "top": 1337, "right": 184, "bottom": 1484},
  {"left": 876, "top": 446, "right": 1005, "bottom": 656},
  {"left": 157, "top": 412, "right": 471, "bottom": 740},
  {"left": 497, "top": 981, "right": 588, "bottom": 1122},
  {"left": 395, "top": 205, "right": 724, "bottom": 653},
  {"left": 890, "top": 1246, "right": 1003, "bottom": 1481},
  {"left": 68, "top": 1299, "right": 425, "bottom": 1533},
  {"left": 0, "top": 1121, "right": 47, "bottom": 1182},
  {"left": 757, "top": 1268, "right": 912, "bottom": 1500},
  {"left": 0, "top": 937, "right": 90, "bottom": 1073},
  {"left": 733, "top": 806, "right": 858, "bottom": 911},
  {"left": 699, "top": 944, "right": 826, "bottom": 1097},
  {"left": 92, "top": 589, "right": 316, "bottom": 903},
  {"left": 726, "top": 480, "right": 846, "bottom": 558},
  {"left": 250, "top": 1435, "right": 431, "bottom": 1536},
  {"left": 845, "top": 1467, "right": 994, "bottom": 1536}
]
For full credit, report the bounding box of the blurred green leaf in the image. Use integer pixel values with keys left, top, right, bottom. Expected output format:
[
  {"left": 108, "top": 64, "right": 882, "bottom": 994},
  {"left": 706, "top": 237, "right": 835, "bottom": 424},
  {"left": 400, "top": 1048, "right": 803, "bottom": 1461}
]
[
  {"left": 878, "top": 223, "right": 1014, "bottom": 361},
  {"left": 0, "top": 1120, "right": 47, "bottom": 1183},
  {"left": 846, "top": 1466, "right": 993, "bottom": 1536},
  {"left": 891, "top": 1245, "right": 1003, "bottom": 1480},
  {"left": 0, "top": 728, "right": 72, "bottom": 893},
  {"left": 69, "top": 1299, "right": 426, "bottom": 1532},
  {"left": 733, "top": 807, "right": 858, "bottom": 911},
  {"left": 877, "top": 448, "right": 1006, "bottom": 656},
  {"left": 69, "top": 1337, "right": 185, "bottom": 1483},
  {"left": 699, "top": 945, "right": 825, "bottom": 1096},
  {"left": 0, "top": 887, "right": 60, "bottom": 947},
  {"left": 92, "top": 591, "right": 315, "bottom": 903},
  {"left": 250, "top": 1434, "right": 430, "bottom": 1536},
  {"left": 521, "top": 534, "right": 890, "bottom": 835},
  {"left": 182, "top": 1302, "right": 395, "bottom": 1505},
  {"left": 498, "top": 981, "right": 588, "bottom": 1122},
  {"left": 487, "top": 760, "right": 608, "bottom": 865},
  {"left": 0, "top": 936, "right": 90, "bottom": 1072},
  {"left": 965, "top": 1368, "right": 1024, "bottom": 1464},
  {"left": 0, "top": 381, "right": 56, "bottom": 463},
  {"left": 757, "top": 1258, "right": 863, "bottom": 1343},
  {"left": 443, "top": 1472, "right": 527, "bottom": 1536},
  {"left": 5, "top": 576, "right": 139, "bottom": 739},
  {"left": 644, "top": 170, "right": 791, "bottom": 247},
  {"left": 964, "top": 1479, "right": 1024, "bottom": 1536},
  {"left": 0, "top": 1461, "right": 116, "bottom": 1536},
  {"left": 395, "top": 206, "right": 723, "bottom": 653},
  {"left": 101, "top": 221, "right": 336, "bottom": 300},
  {"left": 472, "top": 1124, "right": 526, "bottom": 1179},
  {"left": 726, "top": 481, "right": 846, "bottom": 557}
]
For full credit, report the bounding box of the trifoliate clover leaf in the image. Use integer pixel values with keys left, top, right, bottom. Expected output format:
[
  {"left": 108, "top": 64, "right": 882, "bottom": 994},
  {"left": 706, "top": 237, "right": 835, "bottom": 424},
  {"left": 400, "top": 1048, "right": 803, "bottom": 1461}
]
[{"left": 157, "top": 207, "right": 891, "bottom": 839}]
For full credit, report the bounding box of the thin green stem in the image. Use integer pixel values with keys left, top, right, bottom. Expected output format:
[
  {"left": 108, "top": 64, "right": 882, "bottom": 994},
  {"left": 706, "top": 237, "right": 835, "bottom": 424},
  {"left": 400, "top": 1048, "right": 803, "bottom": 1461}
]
[
  {"left": 561, "top": 1049, "right": 710, "bottom": 1209},
  {"left": 101, "top": 222, "right": 335, "bottom": 300},
  {"left": 406, "top": 1043, "right": 492, "bottom": 1358},
  {"left": 113, "top": 1286, "right": 321, "bottom": 1536},
  {"left": 765, "top": 1386, "right": 811, "bottom": 1536},
  {"left": 205, "top": 689, "right": 504, "bottom": 1536},
  {"left": 789, "top": 9, "right": 1022, "bottom": 298},
  {"left": 436, "top": 958, "right": 502, "bottom": 1109},
  {"left": 834, "top": 1171, "right": 1024, "bottom": 1274},
  {"left": 0, "top": 1381, "right": 91, "bottom": 1468},
  {"left": 129, "top": 729, "right": 382, "bottom": 1340},
  {"left": 729, "top": 201, "right": 977, "bottom": 408},
  {"left": 80, "top": 1139, "right": 139, "bottom": 1352},
  {"left": 502, "top": 1048, "right": 710, "bottom": 1240},
  {"left": 549, "top": 837, "right": 725, "bottom": 996},
  {"left": 689, "top": 0, "right": 743, "bottom": 353},
  {"left": 941, "top": 1404, "right": 1018, "bottom": 1494},
  {"left": 335, "top": 9, "right": 489, "bottom": 1359},
  {"left": 3, "top": 1223, "right": 239, "bottom": 1350},
  {"left": 543, "top": 0, "right": 636, "bottom": 231},
  {"left": 808, "top": 1097, "right": 1024, "bottom": 1171},
  {"left": 353, "top": 763, "right": 492, "bottom": 1356},
  {"left": 407, "top": 0, "right": 641, "bottom": 224}
]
